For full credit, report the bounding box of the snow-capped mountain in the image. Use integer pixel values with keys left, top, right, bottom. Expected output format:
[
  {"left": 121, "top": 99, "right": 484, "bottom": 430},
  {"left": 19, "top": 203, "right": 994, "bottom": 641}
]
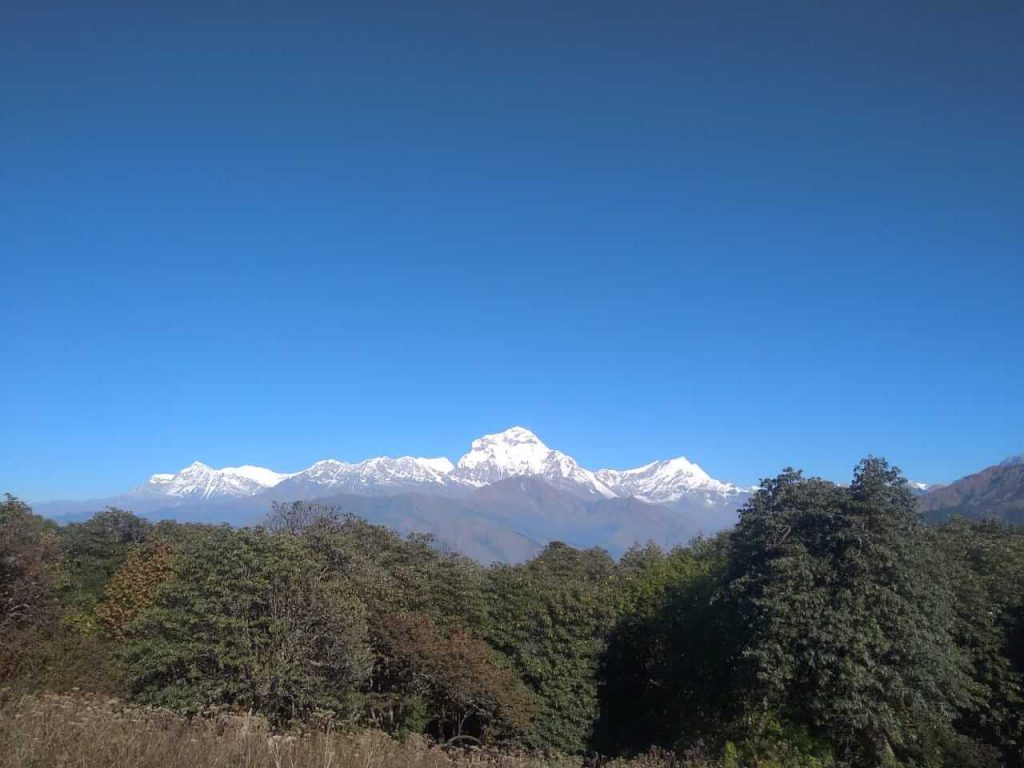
[
  {"left": 135, "top": 455, "right": 455, "bottom": 501},
  {"left": 278, "top": 456, "right": 455, "bottom": 495},
  {"left": 37, "top": 427, "right": 751, "bottom": 561},
  {"left": 30, "top": 438, "right": 1024, "bottom": 563},
  {"left": 597, "top": 457, "right": 746, "bottom": 505},
  {"left": 123, "top": 427, "right": 742, "bottom": 506},
  {"left": 133, "top": 461, "right": 289, "bottom": 500},
  {"left": 449, "top": 427, "right": 616, "bottom": 498}
]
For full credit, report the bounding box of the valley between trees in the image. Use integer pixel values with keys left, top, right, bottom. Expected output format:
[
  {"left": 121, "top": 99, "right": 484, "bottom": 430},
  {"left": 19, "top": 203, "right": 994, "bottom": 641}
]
[{"left": 3, "top": 458, "right": 1024, "bottom": 767}]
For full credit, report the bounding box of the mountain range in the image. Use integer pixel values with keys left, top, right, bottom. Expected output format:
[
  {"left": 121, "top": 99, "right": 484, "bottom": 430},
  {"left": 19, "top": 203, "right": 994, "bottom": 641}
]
[
  {"left": 920, "top": 454, "right": 1024, "bottom": 525},
  {"left": 33, "top": 427, "right": 749, "bottom": 562},
  {"left": 31, "top": 428, "right": 1024, "bottom": 562}
]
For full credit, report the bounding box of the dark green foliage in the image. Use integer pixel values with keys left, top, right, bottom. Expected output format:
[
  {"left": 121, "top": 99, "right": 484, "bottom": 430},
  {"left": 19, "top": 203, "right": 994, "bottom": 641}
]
[
  {"left": 124, "top": 527, "right": 372, "bottom": 724},
  {"left": 597, "top": 540, "right": 741, "bottom": 754},
  {"left": 930, "top": 519, "right": 1024, "bottom": 766},
  {"left": 486, "top": 542, "right": 618, "bottom": 753},
  {"left": 5, "top": 457, "right": 1024, "bottom": 765},
  {"left": 726, "top": 460, "right": 974, "bottom": 766}
]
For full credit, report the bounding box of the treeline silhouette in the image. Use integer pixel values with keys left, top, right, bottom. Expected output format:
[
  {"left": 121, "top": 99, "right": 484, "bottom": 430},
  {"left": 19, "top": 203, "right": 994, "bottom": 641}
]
[{"left": 2, "top": 458, "right": 1023, "bottom": 767}]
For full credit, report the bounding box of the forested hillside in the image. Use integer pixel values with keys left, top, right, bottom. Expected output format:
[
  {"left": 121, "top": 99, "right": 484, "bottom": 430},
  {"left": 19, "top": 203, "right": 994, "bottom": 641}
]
[
  {"left": 3, "top": 458, "right": 1024, "bottom": 767},
  {"left": 922, "top": 456, "right": 1024, "bottom": 524}
]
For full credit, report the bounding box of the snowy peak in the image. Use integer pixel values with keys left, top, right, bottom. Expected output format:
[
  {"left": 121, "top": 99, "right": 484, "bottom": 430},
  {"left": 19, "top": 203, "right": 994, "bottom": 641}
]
[
  {"left": 452, "top": 427, "right": 615, "bottom": 497},
  {"left": 298, "top": 459, "right": 358, "bottom": 485},
  {"left": 597, "top": 457, "right": 743, "bottom": 504},
  {"left": 137, "top": 453, "right": 456, "bottom": 501},
  {"left": 359, "top": 456, "right": 454, "bottom": 486},
  {"left": 453, "top": 427, "right": 552, "bottom": 482},
  {"left": 291, "top": 455, "right": 454, "bottom": 490},
  {"left": 125, "top": 428, "right": 742, "bottom": 507},
  {"left": 136, "top": 461, "right": 288, "bottom": 500}
]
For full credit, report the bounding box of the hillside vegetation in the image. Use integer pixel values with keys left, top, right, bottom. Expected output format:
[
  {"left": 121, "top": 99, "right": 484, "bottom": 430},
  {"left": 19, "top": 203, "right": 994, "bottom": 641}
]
[
  {"left": 3, "top": 458, "right": 1024, "bottom": 767},
  {"left": 921, "top": 458, "right": 1024, "bottom": 525}
]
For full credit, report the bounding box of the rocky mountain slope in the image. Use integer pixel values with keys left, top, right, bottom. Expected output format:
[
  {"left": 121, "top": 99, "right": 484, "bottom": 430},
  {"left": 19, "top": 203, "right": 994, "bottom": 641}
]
[{"left": 920, "top": 455, "right": 1024, "bottom": 525}]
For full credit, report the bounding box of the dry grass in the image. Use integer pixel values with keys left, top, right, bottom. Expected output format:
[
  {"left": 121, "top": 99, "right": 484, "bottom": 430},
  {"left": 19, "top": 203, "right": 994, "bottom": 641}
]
[{"left": 0, "top": 692, "right": 607, "bottom": 768}]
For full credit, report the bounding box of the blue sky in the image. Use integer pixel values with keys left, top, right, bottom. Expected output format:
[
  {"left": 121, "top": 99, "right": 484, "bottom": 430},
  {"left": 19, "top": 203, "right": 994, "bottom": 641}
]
[{"left": 2, "top": 1, "right": 1022, "bottom": 499}]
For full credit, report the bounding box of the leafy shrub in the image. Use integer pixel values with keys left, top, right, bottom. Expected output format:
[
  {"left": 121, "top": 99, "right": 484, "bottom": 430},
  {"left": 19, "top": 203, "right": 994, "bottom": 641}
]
[{"left": 124, "top": 528, "right": 372, "bottom": 723}]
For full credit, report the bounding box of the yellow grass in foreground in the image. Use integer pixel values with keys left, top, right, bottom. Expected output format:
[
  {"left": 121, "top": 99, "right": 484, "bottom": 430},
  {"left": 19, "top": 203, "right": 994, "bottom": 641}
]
[{"left": 0, "top": 693, "right": 685, "bottom": 768}]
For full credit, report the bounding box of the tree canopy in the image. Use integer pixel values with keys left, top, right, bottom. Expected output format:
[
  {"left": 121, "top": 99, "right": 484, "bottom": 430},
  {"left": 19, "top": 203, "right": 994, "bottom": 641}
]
[{"left": 2, "top": 456, "right": 1024, "bottom": 766}]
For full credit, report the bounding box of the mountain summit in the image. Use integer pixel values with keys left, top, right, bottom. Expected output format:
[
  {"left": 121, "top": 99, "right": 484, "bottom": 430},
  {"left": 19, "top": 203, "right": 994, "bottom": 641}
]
[
  {"left": 450, "top": 427, "right": 616, "bottom": 497},
  {"left": 92, "top": 428, "right": 745, "bottom": 512},
  {"left": 135, "top": 461, "right": 288, "bottom": 500},
  {"left": 597, "top": 457, "right": 745, "bottom": 505},
  {"left": 280, "top": 456, "right": 455, "bottom": 495},
  {"left": 35, "top": 427, "right": 750, "bottom": 562},
  {"left": 120, "top": 426, "right": 740, "bottom": 507}
]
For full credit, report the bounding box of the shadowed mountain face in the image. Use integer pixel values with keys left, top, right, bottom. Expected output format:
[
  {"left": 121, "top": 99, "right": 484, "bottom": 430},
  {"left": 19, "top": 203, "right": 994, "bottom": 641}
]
[
  {"left": 920, "top": 456, "right": 1024, "bottom": 525},
  {"left": 36, "top": 475, "right": 732, "bottom": 564}
]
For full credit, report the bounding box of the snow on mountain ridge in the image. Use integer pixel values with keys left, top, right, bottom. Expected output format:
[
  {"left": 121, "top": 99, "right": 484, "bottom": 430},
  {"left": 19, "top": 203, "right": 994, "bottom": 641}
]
[
  {"left": 450, "top": 427, "right": 616, "bottom": 497},
  {"left": 137, "top": 461, "right": 290, "bottom": 500},
  {"left": 138, "top": 454, "right": 456, "bottom": 501},
  {"left": 130, "top": 428, "right": 738, "bottom": 504},
  {"left": 597, "top": 456, "right": 745, "bottom": 504},
  {"left": 291, "top": 456, "right": 454, "bottom": 488}
]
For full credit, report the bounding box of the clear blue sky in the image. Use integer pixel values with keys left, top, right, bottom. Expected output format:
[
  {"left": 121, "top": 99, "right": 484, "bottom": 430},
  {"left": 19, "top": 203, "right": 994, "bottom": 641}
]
[{"left": 2, "top": 1, "right": 1022, "bottom": 500}]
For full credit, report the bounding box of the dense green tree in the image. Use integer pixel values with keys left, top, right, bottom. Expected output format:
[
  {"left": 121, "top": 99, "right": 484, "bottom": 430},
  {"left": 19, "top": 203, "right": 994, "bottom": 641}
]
[
  {"left": 930, "top": 519, "right": 1024, "bottom": 766},
  {"left": 727, "top": 460, "right": 975, "bottom": 766},
  {"left": 597, "top": 540, "right": 740, "bottom": 754},
  {"left": 7, "top": 470, "right": 1024, "bottom": 765},
  {"left": 486, "top": 542, "right": 618, "bottom": 753},
  {"left": 125, "top": 527, "right": 372, "bottom": 724}
]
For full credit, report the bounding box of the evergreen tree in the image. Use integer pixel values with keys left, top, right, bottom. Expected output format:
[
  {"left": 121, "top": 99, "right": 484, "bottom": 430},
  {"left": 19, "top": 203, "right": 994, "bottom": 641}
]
[
  {"left": 486, "top": 542, "right": 618, "bottom": 753},
  {"left": 597, "top": 540, "right": 738, "bottom": 753},
  {"left": 931, "top": 519, "right": 1024, "bottom": 766},
  {"left": 727, "top": 460, "right": 974, "bottom": 765}
]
